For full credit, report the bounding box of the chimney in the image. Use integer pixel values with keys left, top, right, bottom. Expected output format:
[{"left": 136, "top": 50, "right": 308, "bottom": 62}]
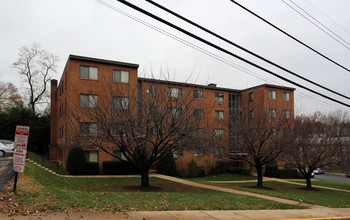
[{"left": 208, "top": 83, "right": 217, "bottom": 88}]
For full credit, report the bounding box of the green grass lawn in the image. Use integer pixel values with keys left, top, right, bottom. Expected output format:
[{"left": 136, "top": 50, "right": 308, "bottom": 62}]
[
  {"left": 210, "top": 180, "right": 350, "bottom": 208},
  {"left": 28, "top": 151, "right": 67, "bottom": 175},
  {"left": 8, "top": 163, "right": 301, "bottom": 212},
  {"left": 292, "top": 179, "right": 350, "bottom": 191},
  {"left": 187, "top": 173, "right": 256, "bottom": 182}
]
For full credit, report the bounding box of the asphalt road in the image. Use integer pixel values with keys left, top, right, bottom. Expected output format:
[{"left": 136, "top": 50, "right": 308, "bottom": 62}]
[{"left": 314, "top": 173, "right": 350, "bottom": 183}]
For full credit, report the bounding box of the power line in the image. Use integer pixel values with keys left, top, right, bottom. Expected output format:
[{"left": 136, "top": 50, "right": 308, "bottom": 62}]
[
  {"left": 229, "top": 0, "right": 350, "bottom": 72},
  {"left": 104, "top": 0, "right": 350, "bottom": 108},
  {"left": 303, "top": 0, "right": 350, "bottom": 36},
  {"left": 289, "top": 0, "right": 350, "bottom": 47},
  {"left": 96, "top": 0, "right": 349, "bottom": 112},
  {"left": 145, "top": 0, "right": 350, "bottom": 101},
  {"left": 281, "top": 0, "right": 350, "bottom": 51}
]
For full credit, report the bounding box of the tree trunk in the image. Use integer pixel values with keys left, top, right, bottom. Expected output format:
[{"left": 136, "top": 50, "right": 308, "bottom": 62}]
[
  {"left": 141, "top": 170, "right": 149, "bottom": 187},
  {"left": 306, "top": 176, "right": 312, "bottom": 189},
  {"left": 256, "top": 165, "right": 263, "bottom": 187}
]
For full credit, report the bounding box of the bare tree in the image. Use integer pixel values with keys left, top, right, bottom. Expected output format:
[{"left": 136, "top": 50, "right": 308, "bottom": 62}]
[
  {"left": 232, "top": 107, "right": 287, "bottom": 187},
  {"left": 282, "top": 111, "right": 348, "bottom": 189},
  {"left": 0, "top": 80, "right": 21, "bottom": 110},
  {"left": 67, "top": 80, "right": 213, "bottom": 186},
  {"left": 13, "top": 43, "right": 59, "bottom": 115}
]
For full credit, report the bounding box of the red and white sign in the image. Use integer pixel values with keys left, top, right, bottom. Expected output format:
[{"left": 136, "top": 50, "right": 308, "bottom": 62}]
[{"left": 13, "top": 125, "right": 30, "bottom": 173}]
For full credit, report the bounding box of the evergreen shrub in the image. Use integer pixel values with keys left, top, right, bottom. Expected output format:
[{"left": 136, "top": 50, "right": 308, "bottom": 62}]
[{"left": 66, "top": 145, "right": 87, "bottom": 175}]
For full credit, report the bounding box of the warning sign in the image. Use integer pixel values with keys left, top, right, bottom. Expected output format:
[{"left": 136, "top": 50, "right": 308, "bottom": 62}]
[{"left": 13, "top": 125, "right": 30, "bottom": 173}]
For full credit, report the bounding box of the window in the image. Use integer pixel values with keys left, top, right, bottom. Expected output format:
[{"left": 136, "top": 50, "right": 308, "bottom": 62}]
[
  {"left": 173, "top": 148, "right": 183, "bottom": 159},
  {"left": 80, "top": 66, "right": 98, "bottom": 80},
  {"left": 80, "top": 94, "right": 98, "bottom": 108},
  {"left": 149, "top": 85, "right": 156, "bottom": 95},
  {"left": 168, "top": 87, "right": 182, "bottom": 98},
  {"left": 269, "top": 127, "right": 277, "bottom": 135},
  {"left": 194, "top": 109, "right": 204, "bottom": 118},
  {"left": 194, "top": 90, "right": 203, "bottom": 100},
  {"left": 249, "top": 92, "right": 254, "bottom": 101},
  {"left": 215, "top": 129, "right": 224, "bottom": 137},
  {"left": 268, "top": 90, "right": 277, "bottom": 100},
  {"left": 84, "top": 151, "right": 98, "bottom": 162},
  {"left": 248, "top": 110, "right": 254, "bottom": 120},
  {"left": 112, "top": 123, "right": 127, "bottom": 136},
  {"left": 113, "top": 150, "right": 127, "bottom": 161},
  {"left": 283, "top": 110, "right": 291, "bottom": 119},
  {"left": 113, "top": 70, "right": 129, "bottom": 83},
  {"left": 283, "top": 92, "right": 290, "bottom": 101},
  {"left": 80, "top": 123, "right": 98, "bottom": 136},
  {"left": 215, "top": 92, "right": 224, "bottom": 102},
  {"left": 168, "top": 107, "right": 182, "bottom": 118},
  {"left": 215, "top": 111, "right": 224, "bottom": 120},
  {"left": 195, "top": 128, "right": 204, "bottom": 137},
  {"left": 113, "top": 97, "right": 129, "bottom": 110},
  {"left": 193, "top": 149, "right": 204, "bottom": 157},
  {"left": 269, "top": 109, "right": 277, "bottom": 118}
]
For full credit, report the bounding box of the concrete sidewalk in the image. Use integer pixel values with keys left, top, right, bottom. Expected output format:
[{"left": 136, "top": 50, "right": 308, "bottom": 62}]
[{"left": 2, "top": 208, "right": 350, "bottom": 219}]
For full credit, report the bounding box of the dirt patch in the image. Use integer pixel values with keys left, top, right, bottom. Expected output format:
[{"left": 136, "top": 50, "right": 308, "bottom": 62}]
[{"left": 124, "top": 185, "right": 164, "bottom": 192}]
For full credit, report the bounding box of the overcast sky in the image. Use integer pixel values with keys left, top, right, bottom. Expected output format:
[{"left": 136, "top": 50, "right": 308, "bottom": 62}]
[{"left": 1, "top": 0, "right": 350, "bottom": 115}]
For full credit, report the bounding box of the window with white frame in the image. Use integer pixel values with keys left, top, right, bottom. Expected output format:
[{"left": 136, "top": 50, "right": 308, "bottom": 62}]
[
  {"left": 80, "top": 94, "right": 98, "bottom": 108},
  {"left": 113, "top": 150, "right": 127, "bottom": 161},
  {"left": 80, "top": 123, "right": 98, "bottom": 136},
  {"left": 283, "top": 92, "right": 290, "bottom": 101},
  {"left": 113, "top": 96, "right": 129, "bottom": 110},
  {"left": 112, "top": 123, "right": 127, "bottom": 136},
  {"left": 269, "top": 109, "right": 277, "bottom": 118},
  {"left": 215, "top": 110, "right": 224, "bottom": 120},
  {"left": 149, "top": 85, "right": 156, "bottom": 95},
  {"left": 113, "top": 70, "right": 129, "bottom": 83},
  {"left": 194, "top": 90, "right": 203, "bottom": 100},
  {"left": 168, "top": 107, "right": 182, "bottom": 118},
  {"left": 215, "top": 92, "right": 224, "bottom": 102},
  {"left": 248, "top": 110, "right": 254, "bottom": 120},
  {"left": 268, "top": 90, "right": 277, "bottom": 100},
  {"left": 283, "top": 110, "right": 291, "bottom": 119},
  {"left": 80, "top": 66, "right": 98, "bottom": 80},
  {"left": 249, "top": 92, "right": 254, "bottom": 101},
  {"left": 215, "top": 128, "right": 224, "bottom": 137},
  {"left": 194, "top": 109, "right": 204, "bottom": 118},
  {"left": 168, "top": 87, "right": 182, "bottom": 98},
  {"left": 84, "top": 151, "right": 98, "bottom": 162}
]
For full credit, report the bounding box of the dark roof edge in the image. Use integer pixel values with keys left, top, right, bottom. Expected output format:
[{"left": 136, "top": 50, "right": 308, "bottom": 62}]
[
  {"left": 243, "top": 84, "right": 296, "bottom": 92},
  {"left": 69, "top": 54, "right": 139, "bottom": 68},
  {"left": 138, "top": 77, "right": 241, "bottom": 93}
]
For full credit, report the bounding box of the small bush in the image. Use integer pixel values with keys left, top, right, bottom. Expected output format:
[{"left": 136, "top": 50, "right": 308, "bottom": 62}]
[
  {"left": 157, "top": 153, "right": 177, "bottom": 176},
  {"left": 265, "top": 161, "right": 279, "bottom": 178},
  {"left": 85, "top": 162, "right": 99, "bottom": 175},
  {"left": 66, "top": 145, "right": 87, "bottom": 175},
  {"left": 177, "top": 159, "right": 207, "bottom": 178},
  {"left": 232, "top": 167, "right": 251, "bottom": 176},
  {"left": 103, "top": 161, "right": 139, "bottom": 175},
  {"left": 176, "top": 168, "right": 187, "bottom": 178},
  {"left": 279, "top": 169, "right": 303, "bottom": 179},
  {"left": 210, "top": 161, "right": 251, "bottom": 176}
]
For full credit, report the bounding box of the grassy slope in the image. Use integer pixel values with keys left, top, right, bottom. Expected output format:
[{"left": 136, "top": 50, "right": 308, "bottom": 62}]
[
  {"left": 13, "top": 163, "right": 301, "bottom": 211},
  {"left": 208, "top": 181, "right": 350, "bottom": 208}
]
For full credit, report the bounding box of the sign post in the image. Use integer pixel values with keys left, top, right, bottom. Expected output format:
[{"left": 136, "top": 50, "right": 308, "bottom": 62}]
[{"left": 12, "top": 125, "right": 30, "bottom": 192}]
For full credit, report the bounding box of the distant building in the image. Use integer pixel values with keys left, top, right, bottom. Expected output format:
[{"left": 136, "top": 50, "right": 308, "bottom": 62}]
[{"left": 50, "top": 55, "right": 295, "bottom": 172}]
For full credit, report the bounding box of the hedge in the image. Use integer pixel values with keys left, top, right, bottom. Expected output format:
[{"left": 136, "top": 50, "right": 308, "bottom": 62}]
[
  {"left": 85, "top": 162, "right": 99, "bottom": 175},
  {"left": 103, "top": 161, "right": 139, "bottom": 175}
]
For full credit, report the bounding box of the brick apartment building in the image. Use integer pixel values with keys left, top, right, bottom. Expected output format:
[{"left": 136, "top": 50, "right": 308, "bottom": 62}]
[{"left": 50, "top": 55, "right": 295, "bottom": 172}]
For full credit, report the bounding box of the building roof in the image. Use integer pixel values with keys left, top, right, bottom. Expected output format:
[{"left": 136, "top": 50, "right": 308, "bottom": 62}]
[
  {"left": 243, "top": 84, "right": 295, "bottom": 92},
  {"left": 69, "top": 55, "right": 139, "bottom": 68},
  {"left": 138, "top": 77, "right": 241, "bottom": 93}
]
